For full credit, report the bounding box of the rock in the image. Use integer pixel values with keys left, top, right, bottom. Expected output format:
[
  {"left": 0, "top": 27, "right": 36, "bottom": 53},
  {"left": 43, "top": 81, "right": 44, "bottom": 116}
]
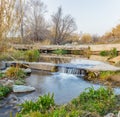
[
  {"left": 4, "top": 80, "right": 14, "bottom": 87},
  {"left": 0, "top": 79, "right": 7, "bottom": 85},
  {"left": 22, "top": 68, "right": 31, "bottom": 74},
  {"left": 118, "top": 111, "right": 120, "bottom": 117},
  {"left": 0, "top": 62, "right": 6, "bottom": 70},
  {"left": 13, "top": 85, "right": 35, "bottom": 93},
  {"left": 0, "top": 79, "right": 14, "bottom": 87},
  {"left": 104, "top": 113, "right": 115, "bottom": 117}
]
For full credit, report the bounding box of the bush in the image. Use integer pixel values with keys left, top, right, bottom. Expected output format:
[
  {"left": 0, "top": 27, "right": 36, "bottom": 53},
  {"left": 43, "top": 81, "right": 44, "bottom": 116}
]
[
  {"left": 0, "top": 72, "right": 5, "bottom": 79},
  {"left": 71, "top": 87, "right": 116, "bottom": 115},
  {"left": 52, "top": 49, "right": 68, "bottom": 55},
  {"left": 100, "top": 50, "right": 109, "bottom": 56},
  {"left": 0, "top": 85, "right": 12, "bottom": 98},
  {"left": 12, "top": 50, "right": 25, "bottom": 60},
  {"left": 25, "top": 50, "right": 40, "bottom": 62},
  {"left": 19, "top": 93, "right": 55, "bottom": 114},
  {"left": 110, "top": 48, "right": 118, "bottom": 58},
  {"left": 6, "top": 67, "right": 26, "bottom": 79},
  {"left": 100, "top": 48, "right": 118, "bottom": 58}
]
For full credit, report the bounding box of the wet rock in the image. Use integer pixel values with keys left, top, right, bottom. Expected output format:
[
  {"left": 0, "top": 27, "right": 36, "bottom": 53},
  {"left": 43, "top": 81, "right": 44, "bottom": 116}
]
[
  {"left": 104, "top": 113, "right": 115, "bottom": 117},
  {"left": 0, "top": 62, "right": 6, "bottom": 70},
  {"left": 22, "top": 68, "right": 31, "bottom": 74},
  {"left": 13, "top": 85, "right": 35, "bottom": 93}
]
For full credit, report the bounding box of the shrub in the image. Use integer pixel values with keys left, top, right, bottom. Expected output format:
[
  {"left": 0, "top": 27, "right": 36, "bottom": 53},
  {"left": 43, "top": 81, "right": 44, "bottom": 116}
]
[
  {"left": 100, "top": 50, "right": 109, "bottom": 56},
  {"left": 12, "top": 50, "right": 25, "bottom": 60},
  {"left": 71, "top": 87, "right": 116, "bottom": 115},
  {"left": 25, "top": 50, "right": 40, "bottom": 62},
  {"left": 0, "top": 72, "right": 5, "bottom": 79},
  {"left": 100, "top": 48, "right": 118, "bottom": 58},
  {"left": 0, "top": 85, "right": 12, "bottom": 98},
  {"left": 19, "top": 93, "right": 55, "bottom": 114},
  {"left": 110, "top": 48, "right": 118, "bottom": 58},
  {"left": 52, "top": 49, "right": 68, "bottom": 55},
  {"left": 6, "top": 67, "right": 26, "bottom": 79}
]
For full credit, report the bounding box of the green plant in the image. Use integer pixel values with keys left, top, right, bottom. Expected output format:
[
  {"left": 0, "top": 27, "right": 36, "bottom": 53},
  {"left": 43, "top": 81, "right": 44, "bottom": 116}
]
[
  {"left": 12, "top": 50, "right": 25, "bottom": 60},
  {"left": 6, "top": 67, "right": 26, "bottom": 79},
  {"left": 100, "top": 50, "right": 109, "bottom": 56},
  {"left": 110, "top": 48, "right": 118, "bottom": 58},
  {"left": 100, "top": 48, "right": 118, "bottom": 58},
  {"left": 0, "top": 85, "right": 12, "bottom": 98},
  {"left": 71, "top": 87, "right": 116, "bottom": 115},
  {"left": 25, "top": 49, "right": 40, "bottom": 62},
  {"left": 52, "top": 49, "right": 68, "bottom": 55},
  {"left": 0, "top": 72, "right": 5, "bottom": 79},
  {"left": 99, "top": 71, "right": 120, "bottom": 80},
  {"left": 19, "top": 93, "right": 55, "bottom": 114},
  {"left": 15, "top": 79, "right": 26, "bottom": 85}
]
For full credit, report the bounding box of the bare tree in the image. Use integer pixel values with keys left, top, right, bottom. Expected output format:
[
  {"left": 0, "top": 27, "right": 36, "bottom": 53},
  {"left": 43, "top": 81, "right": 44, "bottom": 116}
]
[
  {"left": 24, "top": 0, "right": 49, "bottom": 42},
  {"left": 0, "top": 0, "right": 18, "bottom": 41},
  {"left": 51, "top": 7, "right": 77, "bottom": 44},
  {"left": 15, "top": 0, "right": 26, "bottom": 43}
]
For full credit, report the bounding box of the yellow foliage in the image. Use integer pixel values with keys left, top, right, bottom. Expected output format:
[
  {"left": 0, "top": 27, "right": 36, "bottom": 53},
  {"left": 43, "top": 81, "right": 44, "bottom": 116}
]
[{"left": 80, "top": 33, "right": 92, "bottom": 43}]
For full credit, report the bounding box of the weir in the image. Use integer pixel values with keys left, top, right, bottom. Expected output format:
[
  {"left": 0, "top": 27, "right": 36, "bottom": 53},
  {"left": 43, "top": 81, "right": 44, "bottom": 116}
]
[{"left": 57, "top": 64, "right": 87, "bottom": 77}]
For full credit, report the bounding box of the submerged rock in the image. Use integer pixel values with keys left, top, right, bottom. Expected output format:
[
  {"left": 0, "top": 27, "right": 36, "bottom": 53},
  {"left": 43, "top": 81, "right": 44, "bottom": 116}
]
[{"left": 13, "top": 85, "right": 35, "bottom": 93}]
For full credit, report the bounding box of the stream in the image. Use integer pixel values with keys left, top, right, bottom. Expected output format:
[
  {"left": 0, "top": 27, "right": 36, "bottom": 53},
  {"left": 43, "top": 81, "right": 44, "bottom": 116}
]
[{"left": 0, "top": 55, "right": 120, "bottom": 117}]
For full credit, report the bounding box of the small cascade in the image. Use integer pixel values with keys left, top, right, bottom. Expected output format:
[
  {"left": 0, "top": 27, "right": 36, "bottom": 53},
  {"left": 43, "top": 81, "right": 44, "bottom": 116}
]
[{"left": 58, "top": 66, "right": 86, "bottom": 77}]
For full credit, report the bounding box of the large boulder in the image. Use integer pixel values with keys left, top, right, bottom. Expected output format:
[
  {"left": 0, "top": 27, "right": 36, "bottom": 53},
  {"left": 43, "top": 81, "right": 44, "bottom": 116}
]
[{"left": 13, "top": 85, "right": 35, "bottom": 93}]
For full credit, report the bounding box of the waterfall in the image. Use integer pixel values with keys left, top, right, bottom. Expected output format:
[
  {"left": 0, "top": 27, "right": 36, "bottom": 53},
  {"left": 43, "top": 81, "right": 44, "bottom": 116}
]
[{"left": 58, "top": 66, "right": 86, "bottom": 77}]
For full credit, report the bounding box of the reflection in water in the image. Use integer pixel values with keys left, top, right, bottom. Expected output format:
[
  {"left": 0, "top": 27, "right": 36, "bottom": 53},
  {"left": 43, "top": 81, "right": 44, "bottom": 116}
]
[
  {"left": 39, "top": 54, "right": 87, "bottom": 64},
  {"left": 39, "top": 54, "right": 109, "bottom": 64}
]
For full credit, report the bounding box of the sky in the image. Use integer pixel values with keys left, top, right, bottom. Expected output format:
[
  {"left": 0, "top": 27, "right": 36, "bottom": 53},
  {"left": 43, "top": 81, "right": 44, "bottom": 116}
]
[{"left": 43, "top": 0, "right": 120, "bottom": 36}]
